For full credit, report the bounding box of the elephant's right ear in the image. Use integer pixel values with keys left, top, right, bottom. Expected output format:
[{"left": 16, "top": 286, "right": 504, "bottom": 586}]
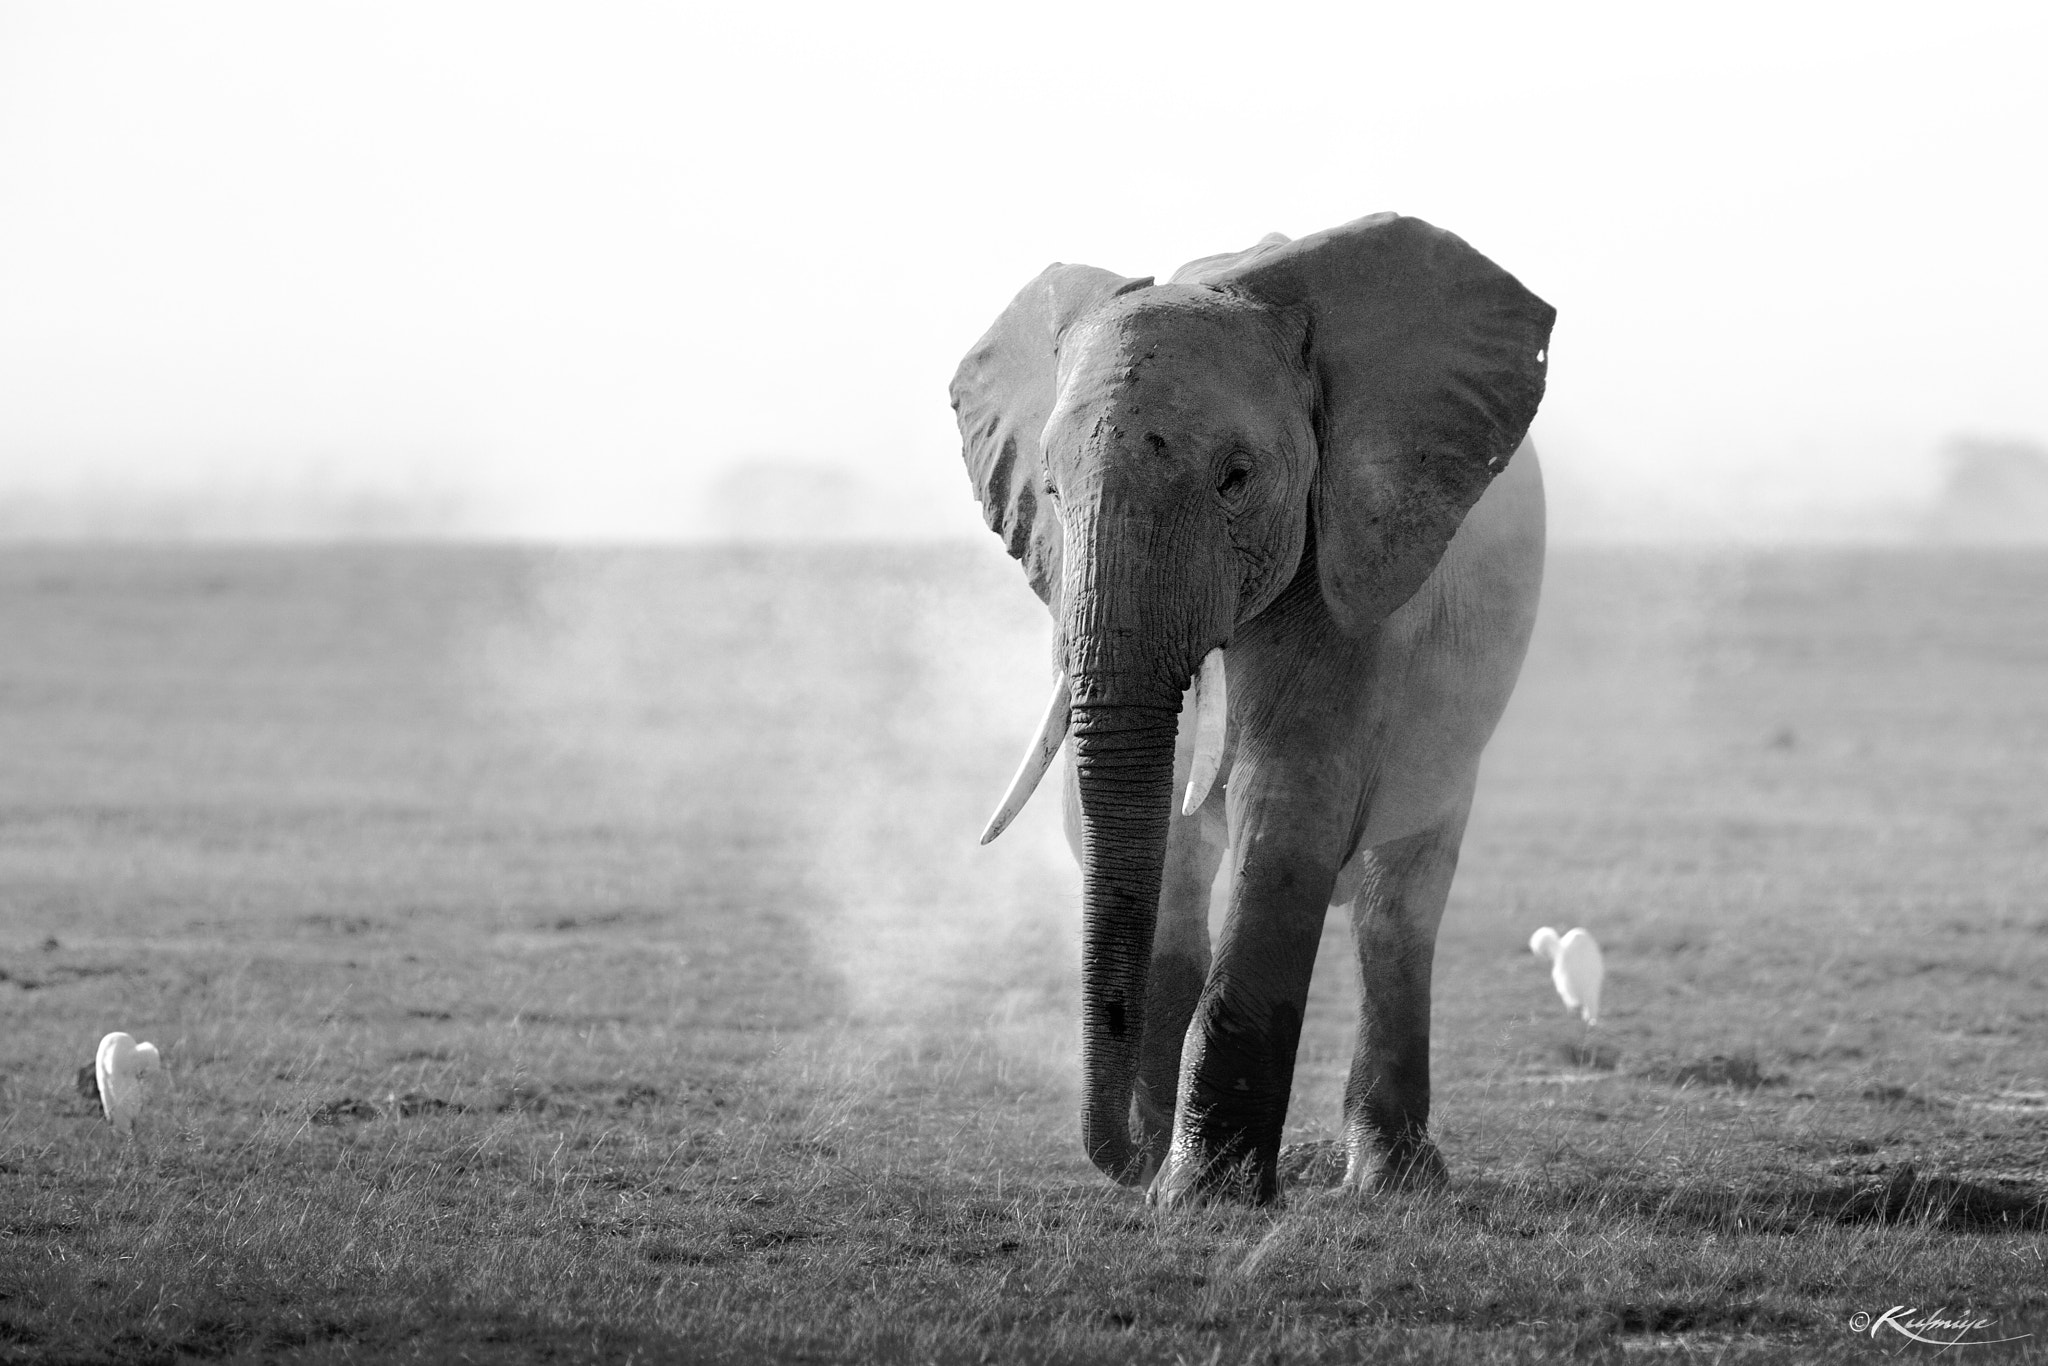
[{"left": 951, "top": 264, "right": 1152, "bottom": 607}]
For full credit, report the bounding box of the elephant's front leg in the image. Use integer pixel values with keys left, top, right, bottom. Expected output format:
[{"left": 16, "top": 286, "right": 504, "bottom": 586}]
[
  {"left": 1151, "top": 813, "right": 1343, "bottom": 1207},
  {"left": 1338, "top": 801, "right": 1469, "bottom": 1193},
  {"left": 1062, "top": 718, "right": 1227, "bottom": 1170}
]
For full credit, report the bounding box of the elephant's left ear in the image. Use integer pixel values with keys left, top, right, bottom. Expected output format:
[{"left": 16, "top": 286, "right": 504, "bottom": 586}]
[
  {"left": 1218, "top": 213, "right": 1554, "bottom": 634},
  {"left": 951, "top": 263, "right": 1152, "bottom": 608}
]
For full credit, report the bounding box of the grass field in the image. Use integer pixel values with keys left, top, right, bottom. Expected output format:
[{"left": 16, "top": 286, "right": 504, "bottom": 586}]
[{"left": 2, "top": 542, "right": 2045, "bottom": 1364}]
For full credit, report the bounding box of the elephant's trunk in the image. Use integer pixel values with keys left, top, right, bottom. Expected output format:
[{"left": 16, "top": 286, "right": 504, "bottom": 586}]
[
  {"left": 1058, "top": 496, "right": 1223, "bottom": 1185},
  {"left": 1069, "top": 694, "right": 1181, "bottom": 1184},
  {"left": 1064, "top": 501, "right": 1204, "bottom": 1187}
]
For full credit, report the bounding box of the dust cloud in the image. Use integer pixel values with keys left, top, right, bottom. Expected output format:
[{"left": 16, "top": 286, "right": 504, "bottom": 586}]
[{"left": 472, "top": 543, "right": 1087, "bottom": 1076}]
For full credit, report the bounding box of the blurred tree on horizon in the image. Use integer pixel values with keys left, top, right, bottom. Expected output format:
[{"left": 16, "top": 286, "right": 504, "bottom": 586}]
[{"left": 1926, "top": 434, "right": 2048, "bottom": 544}]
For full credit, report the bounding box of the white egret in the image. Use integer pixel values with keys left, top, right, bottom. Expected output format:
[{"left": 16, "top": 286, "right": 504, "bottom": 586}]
[
  {"left": 94, "top": 1031, "right": 162, "bottom": 1133},
  {"left": 1528, "top": 927, "right": 1603, "bottom": 1025}
]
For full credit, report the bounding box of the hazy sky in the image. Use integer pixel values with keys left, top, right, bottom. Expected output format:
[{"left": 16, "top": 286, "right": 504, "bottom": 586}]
[{"left": 1, "top": 2, "right": 2043, "bottom": 538}]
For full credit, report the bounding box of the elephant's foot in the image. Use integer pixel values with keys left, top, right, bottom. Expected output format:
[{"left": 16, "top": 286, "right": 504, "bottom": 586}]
[
  {"left": 1145, "top": 1136, "right": 1279, "bottom": 1209},
  {"left": 1341, "top": 1132, "right": 1448, "bottom": 1194}
]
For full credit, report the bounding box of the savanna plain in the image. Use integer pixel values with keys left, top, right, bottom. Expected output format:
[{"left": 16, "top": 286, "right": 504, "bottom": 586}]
[{"left": 1, "top": 542, "right": 2045, "bottom": 1365}]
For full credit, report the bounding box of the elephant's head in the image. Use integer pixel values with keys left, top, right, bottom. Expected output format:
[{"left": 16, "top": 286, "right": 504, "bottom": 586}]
[{"left": 951, "top": 213, "right": 1553, "bottom": 1184}]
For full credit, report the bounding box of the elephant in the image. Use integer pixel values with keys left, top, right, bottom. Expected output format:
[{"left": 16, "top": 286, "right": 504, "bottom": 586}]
[{"left": 949, "top": 213, "right": 1554, "bottom": 1207}]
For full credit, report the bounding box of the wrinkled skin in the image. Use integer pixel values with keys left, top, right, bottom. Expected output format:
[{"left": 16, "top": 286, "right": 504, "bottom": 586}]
[{"left": 952, "top": 214, "right": 1554, "bottom": 1205}]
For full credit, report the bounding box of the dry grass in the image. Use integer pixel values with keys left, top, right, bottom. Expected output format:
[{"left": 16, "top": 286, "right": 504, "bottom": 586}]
[{"left": 2, "top": 544, "right": 2045, "bottom": 1363}]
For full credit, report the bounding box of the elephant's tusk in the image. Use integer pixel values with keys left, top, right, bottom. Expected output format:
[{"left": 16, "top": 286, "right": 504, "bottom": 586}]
[
  {"left": 1181, "top": 648, "right": 1227, "bottom": 816},
  {"left": 980, "top": 672, "right": 1073, "bottom": 845}
]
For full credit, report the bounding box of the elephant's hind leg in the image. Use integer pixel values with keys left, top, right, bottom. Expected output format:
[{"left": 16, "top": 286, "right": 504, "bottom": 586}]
[{"left": 1338, "top": 799, "right": 1470, "bottom": 1193}]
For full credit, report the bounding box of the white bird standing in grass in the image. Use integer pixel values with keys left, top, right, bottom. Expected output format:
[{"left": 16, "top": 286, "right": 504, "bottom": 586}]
[
  {"left": 94, "top": 1032, "right": 162, "bottom": 1133},
  {"left": 1529, "top": 927, "right": 1603, "bottom": 1025}
]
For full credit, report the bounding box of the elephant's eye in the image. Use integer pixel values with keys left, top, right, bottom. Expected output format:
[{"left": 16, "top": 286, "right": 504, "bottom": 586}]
[{"left": 1216, "top": 456, "right": 1253, "bottom": 506}]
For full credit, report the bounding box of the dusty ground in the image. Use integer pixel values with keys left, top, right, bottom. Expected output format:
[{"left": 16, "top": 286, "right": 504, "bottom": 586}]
[{"left": 1, "top": 543, "right": 2044, "bottom": 1363}]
